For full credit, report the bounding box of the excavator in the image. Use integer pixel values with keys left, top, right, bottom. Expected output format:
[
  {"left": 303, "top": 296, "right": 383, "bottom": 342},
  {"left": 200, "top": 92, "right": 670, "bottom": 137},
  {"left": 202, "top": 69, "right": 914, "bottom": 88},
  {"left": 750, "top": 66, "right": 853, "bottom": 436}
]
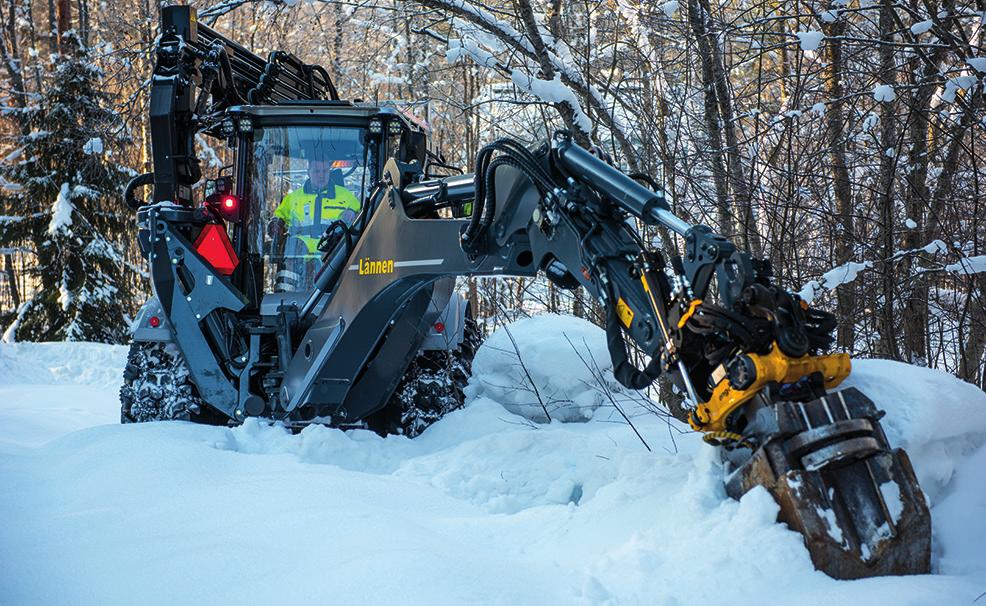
[{"left": 122, "top": 6, "right": 931, "bottom": 579}]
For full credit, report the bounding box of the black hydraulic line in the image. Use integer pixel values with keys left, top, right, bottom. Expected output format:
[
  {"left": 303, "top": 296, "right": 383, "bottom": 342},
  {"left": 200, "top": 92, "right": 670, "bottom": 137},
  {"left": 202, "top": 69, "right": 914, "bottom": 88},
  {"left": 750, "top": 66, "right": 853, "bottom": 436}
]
[
  {"left": 124, "top": 172, "right": 155, "bottom": 210},
  {"left": 465, "top": 138, "right": 554, "bottom": 253},
  {"left": 628, "top": 172, "right": 661, "bottom": 193},
  {"left": 605, "top": 301, "right": 664, "bottom": 390},
  {"left": 195, "top": 20, "right": 337, "bottom": 105},
  {"left": 309, "top": 64, "right": 339, "bottom": 101}
]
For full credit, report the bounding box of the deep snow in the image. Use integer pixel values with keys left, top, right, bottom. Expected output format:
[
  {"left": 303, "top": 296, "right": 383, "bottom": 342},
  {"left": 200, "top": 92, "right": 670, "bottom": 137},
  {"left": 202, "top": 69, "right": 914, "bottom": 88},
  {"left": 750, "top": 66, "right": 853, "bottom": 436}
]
[{"left": 1, "top": 315, "right": 985, "bottom": 605}]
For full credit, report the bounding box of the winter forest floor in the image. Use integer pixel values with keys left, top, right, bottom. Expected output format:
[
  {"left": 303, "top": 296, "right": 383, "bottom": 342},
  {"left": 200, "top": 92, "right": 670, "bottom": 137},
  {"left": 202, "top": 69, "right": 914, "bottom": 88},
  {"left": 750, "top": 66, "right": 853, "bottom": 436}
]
[{"left": 1, "top": 316, "right": 985, "bottom": 605}]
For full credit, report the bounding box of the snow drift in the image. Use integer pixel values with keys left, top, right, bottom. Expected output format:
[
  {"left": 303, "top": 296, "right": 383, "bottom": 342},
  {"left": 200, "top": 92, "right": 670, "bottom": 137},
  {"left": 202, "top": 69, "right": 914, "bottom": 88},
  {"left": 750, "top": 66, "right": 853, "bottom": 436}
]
[
  {"left": 1, "top": 315, "right": 985, "bottom": 605},
  {"left": 467, "top": 314, "right": 644, "bottom": 422}
]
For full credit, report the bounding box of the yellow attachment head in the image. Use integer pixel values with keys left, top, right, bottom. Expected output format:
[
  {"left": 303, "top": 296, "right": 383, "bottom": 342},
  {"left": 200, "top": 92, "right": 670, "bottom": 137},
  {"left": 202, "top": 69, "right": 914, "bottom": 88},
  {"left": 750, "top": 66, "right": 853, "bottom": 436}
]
[{"left": 689, "top": 347, "right": 851, "bottom": 433}]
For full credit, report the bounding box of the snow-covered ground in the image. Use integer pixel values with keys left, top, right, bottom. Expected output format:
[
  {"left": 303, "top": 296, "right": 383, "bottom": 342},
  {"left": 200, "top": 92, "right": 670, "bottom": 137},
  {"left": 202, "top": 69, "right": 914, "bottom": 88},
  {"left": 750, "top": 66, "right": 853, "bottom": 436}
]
[{"left": 1, "top": 316, "right": 985, "bottom": 605}]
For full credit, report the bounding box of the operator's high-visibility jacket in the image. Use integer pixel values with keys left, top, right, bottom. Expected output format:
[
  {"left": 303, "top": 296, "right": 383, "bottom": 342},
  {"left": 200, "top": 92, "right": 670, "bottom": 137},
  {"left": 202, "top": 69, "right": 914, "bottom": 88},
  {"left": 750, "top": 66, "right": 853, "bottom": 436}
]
[{"left": 274, "top": 182, "right": 360, "bottom": 254}]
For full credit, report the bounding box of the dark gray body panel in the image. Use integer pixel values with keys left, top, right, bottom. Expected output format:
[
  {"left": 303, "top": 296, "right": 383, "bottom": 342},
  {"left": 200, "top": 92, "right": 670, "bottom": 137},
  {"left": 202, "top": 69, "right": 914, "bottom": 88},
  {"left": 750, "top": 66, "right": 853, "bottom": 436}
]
[
  {"left": 131, "top": 297, "right": 173, "bottom": 342},
  {"left": 278, "top": 185, "right": 539, "bottom": 421}
]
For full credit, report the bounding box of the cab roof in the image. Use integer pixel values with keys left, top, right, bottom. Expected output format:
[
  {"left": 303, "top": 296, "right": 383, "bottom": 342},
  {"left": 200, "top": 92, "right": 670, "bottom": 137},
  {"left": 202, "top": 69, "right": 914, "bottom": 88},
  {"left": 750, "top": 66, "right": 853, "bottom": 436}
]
[{"left": 228, "top": 103, "right": 428, "bottom": 133}]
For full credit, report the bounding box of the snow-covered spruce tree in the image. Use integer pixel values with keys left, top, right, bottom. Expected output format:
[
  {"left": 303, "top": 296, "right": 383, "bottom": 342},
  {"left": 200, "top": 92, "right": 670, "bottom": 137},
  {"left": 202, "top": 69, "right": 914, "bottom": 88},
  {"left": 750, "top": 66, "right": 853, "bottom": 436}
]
[{"left": 0, "top": 33, "right": 134, "bottom": 343}]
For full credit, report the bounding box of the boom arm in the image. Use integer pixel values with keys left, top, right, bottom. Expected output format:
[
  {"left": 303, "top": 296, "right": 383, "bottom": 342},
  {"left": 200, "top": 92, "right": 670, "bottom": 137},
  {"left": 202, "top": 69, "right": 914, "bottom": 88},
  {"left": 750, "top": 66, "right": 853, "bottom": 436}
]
[{"left": 457, "top": 132, "right": 844, "bottom": 428}]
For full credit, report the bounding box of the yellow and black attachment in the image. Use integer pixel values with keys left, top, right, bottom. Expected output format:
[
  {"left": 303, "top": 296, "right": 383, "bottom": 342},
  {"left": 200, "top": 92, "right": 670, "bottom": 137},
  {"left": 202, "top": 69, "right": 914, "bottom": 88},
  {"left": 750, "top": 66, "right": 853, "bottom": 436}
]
[{"left": 689, "top": 347, "right": 851, "bottom": 433}]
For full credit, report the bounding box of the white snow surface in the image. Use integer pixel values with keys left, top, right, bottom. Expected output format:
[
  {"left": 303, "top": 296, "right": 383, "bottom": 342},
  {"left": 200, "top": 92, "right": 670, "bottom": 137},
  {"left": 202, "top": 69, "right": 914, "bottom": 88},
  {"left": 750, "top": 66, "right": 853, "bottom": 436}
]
[
  {"left": 47, "top": 182, "right": 73, "bottom": 235},
  {"left": 509, "top": 71, "right": 593, "bottom": 135},
  {"left": 799, "top": 260, "right": 873, "bottom": 303},
  {"left": 660, "top": 0, "right": 679, "bottom": 17},
  {"left": 910, "top": 20, "right": 934, "bottom": 35},
  {"left": 795, "top": 31, "right": 823, "bottom": 51},
  {"left": 873, "top": 84, "right": 897, "bottom": 102},
  {"left": 467, "top": 315, "right": 640, "bottom": 422},
  {"left": 967, "top": 57, "right": 986, "bottom": 73},
  {"left": 942, "top": 75, "right": 977, "bottom": 103},
  {"left": 945, "top": 254, "right": 986, "bottom": 275},
  {"left": 82, "top": 137, "right": 103, "bottom": 155},
  {"left": 1, "top": 324, "right": 986, "bottom": 605}
]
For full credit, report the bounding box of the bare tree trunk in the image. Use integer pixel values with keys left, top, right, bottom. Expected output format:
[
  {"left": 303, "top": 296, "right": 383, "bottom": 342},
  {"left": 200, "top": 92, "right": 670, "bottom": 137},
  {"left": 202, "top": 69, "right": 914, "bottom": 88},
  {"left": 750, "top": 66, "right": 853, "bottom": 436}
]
[
  {"left": 898, "top": 0, "right": 968, "bottom": 364},
  {"left": 46, "top": 0, "right": 56, "bottom": 53},
  {"left": 822, "top": 4, "right": 856, "bottom": 350},
  {"left": 2, "top": 254, "right": 19, "bottom": 309},
  {"left": 332, "top": 0, "right": 343, "bottom": 83},
  {"left": 0, "top": 0, "right": 26, "bottom": 110},
  {"left": 928, "top": 90, "right": 981, "bottom": 234},
  {"left": 56, "top": 0, "right": 70, "bottom": 48},
  {"left": 900, "top": 31, "right": 942, "bottom": 365},
  {"left": 686, "top": 0, "right": 732, "bottom": 239},
  {"left": 75, "top": 0, "right": 87, "bottom": 47},
  {"left": 959, "top": 277, "right": 986, "bottom": 386},
  {"left": 696, "top": 0, "right": 761, "bottom": 258},
  {"left": 546, "top": 0, "right": 562, "bottom": 38},
  {"left": 875, "top": 0, "right": 900, "bottom": 359},
  {"left": 467, "top": 277, "right": 479, "bottom": 319},
  {"left": 571, "top": 290, "right": 584, "bottom": 319}
]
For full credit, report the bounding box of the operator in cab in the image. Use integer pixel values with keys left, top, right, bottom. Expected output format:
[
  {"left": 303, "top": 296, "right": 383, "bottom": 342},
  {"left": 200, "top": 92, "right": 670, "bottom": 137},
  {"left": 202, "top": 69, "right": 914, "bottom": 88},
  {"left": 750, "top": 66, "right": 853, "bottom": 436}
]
[{"left": 268, "top": 158, "right": 360, "bottom": 291}]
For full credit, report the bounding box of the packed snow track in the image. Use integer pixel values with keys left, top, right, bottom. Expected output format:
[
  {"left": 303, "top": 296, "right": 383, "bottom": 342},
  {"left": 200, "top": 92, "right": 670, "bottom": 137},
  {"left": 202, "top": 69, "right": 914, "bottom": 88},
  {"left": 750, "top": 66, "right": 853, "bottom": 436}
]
[{"left": 1, "top": 315, "right": 985, "bottom": 605}]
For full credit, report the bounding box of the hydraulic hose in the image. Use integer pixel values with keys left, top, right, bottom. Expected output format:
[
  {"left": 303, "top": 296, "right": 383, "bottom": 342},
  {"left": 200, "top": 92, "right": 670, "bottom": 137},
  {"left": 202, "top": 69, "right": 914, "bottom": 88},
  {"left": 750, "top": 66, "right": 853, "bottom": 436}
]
[
  {"left": 605, "top": 297, "right": 663, "bottom": 390},
  {"left": 464, "top": 139, "right": 553, "bottom": 255},
  {"left": 124, "top": 173, "right": 155, "bottom": 210}
]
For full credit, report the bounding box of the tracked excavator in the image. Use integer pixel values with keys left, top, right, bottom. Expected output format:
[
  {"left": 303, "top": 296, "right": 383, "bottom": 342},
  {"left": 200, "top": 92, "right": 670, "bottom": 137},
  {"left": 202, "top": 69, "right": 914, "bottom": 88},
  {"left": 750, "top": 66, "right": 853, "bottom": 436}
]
[{"left": 122, "top": 6, "right": 932, "bottom": 579}]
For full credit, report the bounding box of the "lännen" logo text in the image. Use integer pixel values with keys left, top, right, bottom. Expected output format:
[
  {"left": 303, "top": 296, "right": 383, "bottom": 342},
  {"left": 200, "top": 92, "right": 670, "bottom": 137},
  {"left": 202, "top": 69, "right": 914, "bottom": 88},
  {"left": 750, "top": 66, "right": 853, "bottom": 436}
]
[{"left": 359, "top": 257, "right": 395, "bottom": 275}]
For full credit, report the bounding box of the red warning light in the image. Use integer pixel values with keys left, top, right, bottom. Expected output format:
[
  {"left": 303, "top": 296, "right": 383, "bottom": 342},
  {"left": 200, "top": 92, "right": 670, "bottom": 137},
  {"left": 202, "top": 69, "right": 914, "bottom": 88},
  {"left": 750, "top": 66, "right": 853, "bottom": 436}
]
[
  {"left": 434, "top": 322, "right": 445, "bottom": 333},
  {"left": 193, "top": 224, "right": 239, "bottom": 276},
  {"left": 205, "top": 192, "right": 240, "bottom": 221},
  {"left": 149, "top": 316, "right": 161, "bottom": 328}
]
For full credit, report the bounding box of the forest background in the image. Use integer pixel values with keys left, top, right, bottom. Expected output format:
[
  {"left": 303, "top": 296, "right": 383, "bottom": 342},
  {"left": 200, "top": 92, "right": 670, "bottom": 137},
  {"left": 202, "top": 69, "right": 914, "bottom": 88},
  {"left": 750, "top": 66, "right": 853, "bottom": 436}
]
[{"left": 0, "top": 0, "right": 983, "bottom": 389}]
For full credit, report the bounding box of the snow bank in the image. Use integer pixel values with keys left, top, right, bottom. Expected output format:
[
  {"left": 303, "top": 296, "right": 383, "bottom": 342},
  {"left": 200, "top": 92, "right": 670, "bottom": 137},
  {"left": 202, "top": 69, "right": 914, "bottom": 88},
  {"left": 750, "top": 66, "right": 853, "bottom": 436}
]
[
  {"left": 0, "top": 342, "right": 126, "bottom": 452},
  {"left": 0, "top": 341, "right": 126, "bottom": 386},
  {"left": 467, "top": 314, "right": 642, "bottom": 422},
  {"left": 843, "top": 359, "right": 986, "bottom": 502},
  {"left": 0, "top": 336, "right": 984, "bottom": 605}
]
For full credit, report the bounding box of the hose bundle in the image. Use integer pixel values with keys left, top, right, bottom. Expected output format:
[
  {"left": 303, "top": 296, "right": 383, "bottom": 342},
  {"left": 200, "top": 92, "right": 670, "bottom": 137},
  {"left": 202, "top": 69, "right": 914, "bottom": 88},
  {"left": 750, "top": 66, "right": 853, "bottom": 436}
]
[{"left": 462, "top": 139, "right": 555, "bottom": 256}]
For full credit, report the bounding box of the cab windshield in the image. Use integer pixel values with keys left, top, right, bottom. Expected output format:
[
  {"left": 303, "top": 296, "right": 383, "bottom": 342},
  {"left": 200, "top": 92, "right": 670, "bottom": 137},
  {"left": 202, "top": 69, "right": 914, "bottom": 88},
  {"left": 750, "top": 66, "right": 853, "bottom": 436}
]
[{"left": 248, "top": 124, "right": 377, "bottom": 293}]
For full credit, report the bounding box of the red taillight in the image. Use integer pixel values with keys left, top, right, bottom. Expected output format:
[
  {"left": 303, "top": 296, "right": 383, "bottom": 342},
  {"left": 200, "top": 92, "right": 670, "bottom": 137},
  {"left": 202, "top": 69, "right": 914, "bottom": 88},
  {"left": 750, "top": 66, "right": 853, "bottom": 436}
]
[
  {"left": 149, "top": 316, "right": 161, "bottom": 328},
  {"left": 193, "top": 223, "right": 239, "bottom": 276},
  {"left": 205, "top": 192, "right": 240, "bottom": 221},
  {"left": 434, "top": 322, "right": 445, "bottom": 333}
]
